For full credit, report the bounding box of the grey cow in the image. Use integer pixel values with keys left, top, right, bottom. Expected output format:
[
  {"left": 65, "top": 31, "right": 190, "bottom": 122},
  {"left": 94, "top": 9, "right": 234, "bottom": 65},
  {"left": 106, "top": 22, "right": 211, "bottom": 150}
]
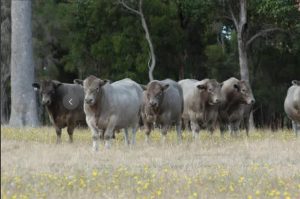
[
  {"left": 141, "top": 79, "right": 183, "bottom": 143},
  {"left": 74, "top": 76, "right": 143, "bottom": 150},
  {"left": 32, "top": 80, "right": 86, "bottom": 143},
  {"left": 179, "top": 79, "right": 223, "bottom": 139},
  {"left": 218, "top": 77, "right": 255, "bottom": 136},
  {"left": 284, "top": 80, "right": 300, "bottom": 136}
]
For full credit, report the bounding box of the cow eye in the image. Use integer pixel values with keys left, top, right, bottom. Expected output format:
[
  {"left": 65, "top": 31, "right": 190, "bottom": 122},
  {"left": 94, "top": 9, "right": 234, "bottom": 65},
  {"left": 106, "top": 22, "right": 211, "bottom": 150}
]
[
  {"left": 242, "top": 89, "right": 246, "bottom": 92},
  {"left": 96, "top": 87, "right": 100, "bottom": 92},
  {"left": 208, "top": 88, "right": 213, "bottom": 92}
]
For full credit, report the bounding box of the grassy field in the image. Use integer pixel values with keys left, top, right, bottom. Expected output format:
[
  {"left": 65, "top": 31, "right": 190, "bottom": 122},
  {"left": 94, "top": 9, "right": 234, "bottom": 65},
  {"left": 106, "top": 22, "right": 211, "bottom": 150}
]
[{"left": 1, "top": 126, "right": 300, "bottom": 199}]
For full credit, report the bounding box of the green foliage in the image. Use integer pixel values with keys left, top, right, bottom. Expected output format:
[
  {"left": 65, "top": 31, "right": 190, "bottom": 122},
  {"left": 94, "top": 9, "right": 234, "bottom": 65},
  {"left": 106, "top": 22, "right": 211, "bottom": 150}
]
[{"left": 31, "top": 0, "right": 300, "bottom": 127}]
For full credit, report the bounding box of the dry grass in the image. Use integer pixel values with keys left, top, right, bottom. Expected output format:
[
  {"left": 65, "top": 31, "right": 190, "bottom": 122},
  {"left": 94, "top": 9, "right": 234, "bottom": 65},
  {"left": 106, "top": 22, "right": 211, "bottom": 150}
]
[{"left": 1, "top": 126, "right": 300, "bottom": 199}]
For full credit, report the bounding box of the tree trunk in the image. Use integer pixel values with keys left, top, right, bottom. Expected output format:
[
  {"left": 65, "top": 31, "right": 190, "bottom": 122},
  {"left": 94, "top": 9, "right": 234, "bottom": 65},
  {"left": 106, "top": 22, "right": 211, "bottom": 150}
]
[
  {"left": 1, "top": 0, "right": 11, "bottom": 124},
  {"left": 9, "top": 0, "right": 39, "bottom": 127},
  {"left": 237, "top": 34, "right": 250, "bottom": 83},
  {"left": 237, "top": 33, "right": 255, "bottom": 129},
  {"left": 139, "top": 1, "right": 155, "bottom": 81}
]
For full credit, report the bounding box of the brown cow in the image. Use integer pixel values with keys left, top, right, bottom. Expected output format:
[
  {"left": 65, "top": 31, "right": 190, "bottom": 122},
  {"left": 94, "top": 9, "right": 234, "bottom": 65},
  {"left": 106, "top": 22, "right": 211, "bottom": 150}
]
[
  {"left": 32, "top": 80, "right": 86, "bottom": 143},
  {"left": 141, "top": 79, "right": 183, "bottom": 143}
]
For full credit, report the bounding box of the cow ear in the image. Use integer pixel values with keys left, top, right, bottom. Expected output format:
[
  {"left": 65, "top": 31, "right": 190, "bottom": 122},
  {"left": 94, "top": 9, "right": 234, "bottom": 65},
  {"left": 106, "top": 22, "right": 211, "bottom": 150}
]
[
  {"left": 32, "top": 82, "right": 40, "bottom": 91},
  {"left": 140, "top": 84, "right": 147, "bottom": 90},
  {"left": 99, "top": 79, "right": 109, "bottom": 87},
  {"left": 292, "top": 80, "right": 300, "bottom": 85},
  {"left": 162, "top": 84, "right": 169, "bottom": 91},
  {"left": 234, "top": 84, "right": 240, "bottom": 91},
  {"left": 74, "top": 79, "right": 83, "bottom": 85},
  {"left": 52, "top": 80, "right": 62, "bottom": 88},
  {"left": 197, "top": 83, "right": 207, "bottom": 90}
]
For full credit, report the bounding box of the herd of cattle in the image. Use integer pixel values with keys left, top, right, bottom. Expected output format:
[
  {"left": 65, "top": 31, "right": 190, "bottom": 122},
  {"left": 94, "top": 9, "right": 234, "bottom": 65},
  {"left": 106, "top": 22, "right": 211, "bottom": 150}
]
[{"left": 32, "top": 76, "right": 300, "bottom": 150}]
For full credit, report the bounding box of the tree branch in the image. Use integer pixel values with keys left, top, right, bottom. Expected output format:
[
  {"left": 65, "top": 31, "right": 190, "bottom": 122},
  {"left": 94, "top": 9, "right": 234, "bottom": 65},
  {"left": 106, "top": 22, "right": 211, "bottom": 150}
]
[
  {"left": 229, "top": 4, "right": 238, "bottom": 29},
  {"left": 246, "top": 28, "right": 285, "bottom": 47},
  {"left": 221, "top": 15, "right": 233, "bottom": 21},
  {"left": 118, "top": 0, "right": 141, "bottom": 16}
]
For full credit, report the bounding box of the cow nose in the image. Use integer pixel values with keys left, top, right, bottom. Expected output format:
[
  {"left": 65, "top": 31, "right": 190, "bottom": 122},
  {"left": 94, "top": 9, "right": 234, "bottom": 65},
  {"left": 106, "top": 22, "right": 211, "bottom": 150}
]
[
  {"left": 85, "top": 98, "right": 93, "bottom": 104},
  {"left": 215, "top": 99, "right": 220, "bottom": 103},
  {"left": 150, "top": 101, "right": 157, "bottom": 107},
  {"left": 42, "top": 99, "right": 50, "bottom": 105}
]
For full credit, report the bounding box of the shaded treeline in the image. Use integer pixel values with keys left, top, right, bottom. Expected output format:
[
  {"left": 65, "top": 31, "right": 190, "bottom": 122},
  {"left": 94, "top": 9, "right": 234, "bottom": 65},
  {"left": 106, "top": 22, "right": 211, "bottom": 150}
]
[{"left": 1, "top": 0, "right": 299, "bottom": 129}]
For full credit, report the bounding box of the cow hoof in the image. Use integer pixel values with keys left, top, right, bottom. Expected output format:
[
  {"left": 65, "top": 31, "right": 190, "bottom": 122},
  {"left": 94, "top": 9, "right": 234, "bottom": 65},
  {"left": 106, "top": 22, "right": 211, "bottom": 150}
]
[
  {"left": 105, "top": 141, "right": 111, "bottom": 149},
  {"left": 92, "top": 147, "right": 99, "bottom": 152}
]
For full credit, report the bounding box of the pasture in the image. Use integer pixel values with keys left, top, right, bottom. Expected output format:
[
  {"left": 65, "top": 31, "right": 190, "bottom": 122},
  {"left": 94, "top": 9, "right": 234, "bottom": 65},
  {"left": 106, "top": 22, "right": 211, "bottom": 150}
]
[{"left": 1, "top": 127, "right": 300, "bottom": 199}]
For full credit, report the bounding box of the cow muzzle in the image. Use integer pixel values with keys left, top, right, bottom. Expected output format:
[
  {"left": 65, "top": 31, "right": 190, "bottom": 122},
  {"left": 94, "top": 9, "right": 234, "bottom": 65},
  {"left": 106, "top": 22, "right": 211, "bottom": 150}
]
[
  {"left": 246, "top": 98, "right": 255, "bottom": 105},
  {"left": 42, "top": 99, "right": 51, "bottom": 105},
  {"left": 149, "top": 101, "right": 158, "bottom": 108},
  {"left": 85, "top": 98, "right": 95, "bottom": 105},
  {"left": 209, "top": 98, "right": 221, "bottom": 105}
]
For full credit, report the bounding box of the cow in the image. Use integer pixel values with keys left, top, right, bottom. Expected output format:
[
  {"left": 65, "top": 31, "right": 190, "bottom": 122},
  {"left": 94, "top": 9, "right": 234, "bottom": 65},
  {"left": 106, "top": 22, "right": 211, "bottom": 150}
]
[
  {"left": 178, "top": 79, "right": 223, "bottom": 139},
  {"left": 74, "top": 76, "right": 143, "bottom": 150},
  {"left": 32, "top": 80, "right": 86, "bottom": 143},
  {"left": 218, "top": 77, "right": 255, "bottom": 136},
  {"left": 284, "top": 80, "right": 300, "bottom": 136},
  {"left": 141, "top": 79, "right": 183, "bottom": 143}
]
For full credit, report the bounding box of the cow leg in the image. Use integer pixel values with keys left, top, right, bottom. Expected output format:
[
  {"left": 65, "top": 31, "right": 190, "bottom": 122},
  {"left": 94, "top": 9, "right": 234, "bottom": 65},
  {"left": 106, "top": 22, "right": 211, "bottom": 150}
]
[
  {"left": 144, "top": 122, "right": 153, "bottom": 144},
  {"left": 230, "top": 121, "right": 240, "bottom": 137},
  {"left": 176, "top": 120, "right": 183, "bottom": 144},
  {"left": 67, "top": 125, "right": 75, "bottom": 143},
  {"left": 104, "top": 129, "right": 115, "bottom": 149},
  {"left": 123, "top": 128, "right": 130, "bottom": 146},
  {"left": 244, "top": 117, "right": 250, "bottom": 137},
  {"left": 183, "top": 118, "right": 190, "bottom": 131},
  {"left": 55, "top": 126, "right": 62, "bottom": 144},
  {"left": 219, "top": 123, "right": 227, "bottom": 137},
  {"left": 208, "top": 125, "right": 214, "bottom": 136},
  {"left": 91, "top": 128, "right": 100, "bottom": 151},
  {"left": 297, "top": 123, "right": 300, "bottom": 137},
  {"left": 161, "top": 125, "right": 169, "bottom": 144},
  {"left": 292, "top": 121, "right": 299, "bottom": 136},
  {"left": 191, "top": 121, "right": 200, "bottom": 140},
  {"left": 131, "top": 125, "right": 138, "bottom": 145}
]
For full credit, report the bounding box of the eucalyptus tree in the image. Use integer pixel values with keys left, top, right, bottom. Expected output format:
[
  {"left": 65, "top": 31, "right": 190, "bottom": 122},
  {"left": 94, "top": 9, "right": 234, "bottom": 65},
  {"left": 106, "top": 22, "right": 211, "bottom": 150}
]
[{"left": 9, "top": 0, "right": 39, "bottom": 127}]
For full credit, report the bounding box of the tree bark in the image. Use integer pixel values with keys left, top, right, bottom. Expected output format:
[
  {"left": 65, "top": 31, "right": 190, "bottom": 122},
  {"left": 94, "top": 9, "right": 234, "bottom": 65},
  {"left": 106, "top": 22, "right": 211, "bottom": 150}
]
[
  {"left": 1, "top": 0, "right": 11, "bottom": 124},
  {"left": 237, "top": 34, "right": 250, "bottom": 83},
  {"left": 229, "top": 0, "right": 255, "bottom": 129},
  {"left": 9, "top": 0, "right": 39, "bottom": 127}
]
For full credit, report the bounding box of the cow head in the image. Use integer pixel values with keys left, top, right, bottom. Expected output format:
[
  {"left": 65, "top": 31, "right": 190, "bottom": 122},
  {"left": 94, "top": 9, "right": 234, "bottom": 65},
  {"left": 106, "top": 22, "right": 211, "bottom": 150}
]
[
  {"left": 74, "top": 75, "right": 109, "bottom": 106},
  {"left": 233, "top": 80, "right": 255, "bottom": 105},
  {"left": 144, "top": 81, "right": 169, "bottom": 110},
  {"left": 32, "top": 80, "right": 62, "bottom": 106},
  {"left": 196, "top": 79, "right": 223, "bottom": 105}
]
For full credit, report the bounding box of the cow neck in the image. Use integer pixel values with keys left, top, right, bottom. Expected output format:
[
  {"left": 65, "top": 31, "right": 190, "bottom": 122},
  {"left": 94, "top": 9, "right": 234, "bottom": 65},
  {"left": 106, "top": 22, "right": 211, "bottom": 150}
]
[
  {"left": 225, "top": 93, "right": 242, "bottom": 114},
  {"left": 147, "top": 103, "right": 161, "bottom": 116},
  {"left": 45, "top": 95, "right": 60, "bottom": 120},
  {"left": 194, "top": 89, "right": 206, "bottom": 112},
  {"left": 90, "top": 88, "right": 107, "bottom": 119}
]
